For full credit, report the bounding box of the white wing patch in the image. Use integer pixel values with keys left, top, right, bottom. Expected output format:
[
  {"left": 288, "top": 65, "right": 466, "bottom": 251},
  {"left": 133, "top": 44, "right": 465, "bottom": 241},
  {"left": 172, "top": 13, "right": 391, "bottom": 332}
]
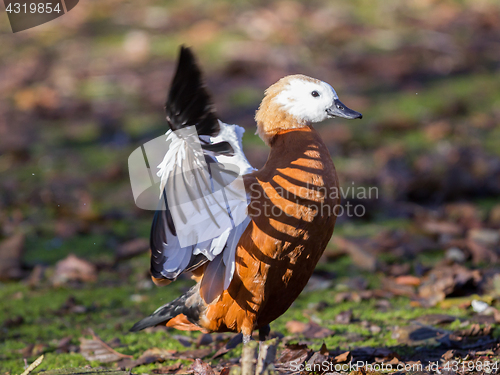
[
  {"left": 155, "top": 122, "right": 253, "bottom": 303},
  {"left": 212, "top": 120, "right": 255, "bottom": 175}
]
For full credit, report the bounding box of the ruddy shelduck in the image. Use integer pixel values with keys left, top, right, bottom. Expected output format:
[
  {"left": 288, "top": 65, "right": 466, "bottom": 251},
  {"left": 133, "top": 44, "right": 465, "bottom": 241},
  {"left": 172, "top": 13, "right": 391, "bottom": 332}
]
[{"left": 131, "top": 46, "right": 362, "bottom": 344}]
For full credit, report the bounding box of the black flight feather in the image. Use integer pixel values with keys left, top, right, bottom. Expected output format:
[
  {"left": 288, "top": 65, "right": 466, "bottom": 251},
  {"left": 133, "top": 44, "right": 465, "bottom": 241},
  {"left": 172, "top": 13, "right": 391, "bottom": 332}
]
[
  {"left": 150, "top": 191, "right": 171, "bottom": 279},
  {"left": 149, "top": 212, "right": 165, "bottom": 280},
  {"left": 150, "top": 47, "right": 237, "bottom": 284},
  {"left": 201, "top": 141, "right": 234, "bottom": 156},
  {"left": 150, "top": 189, "right": 209, "bottom": 281},
  {"left": 165, "top": 46, "right": 220, "bottom": 137}
]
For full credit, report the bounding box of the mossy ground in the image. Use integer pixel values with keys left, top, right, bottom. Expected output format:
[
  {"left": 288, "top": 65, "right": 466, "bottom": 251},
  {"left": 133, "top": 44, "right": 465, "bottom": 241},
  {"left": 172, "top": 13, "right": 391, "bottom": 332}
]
[{"left": 2, "top": 234, "right": 499, "bottom": 373}]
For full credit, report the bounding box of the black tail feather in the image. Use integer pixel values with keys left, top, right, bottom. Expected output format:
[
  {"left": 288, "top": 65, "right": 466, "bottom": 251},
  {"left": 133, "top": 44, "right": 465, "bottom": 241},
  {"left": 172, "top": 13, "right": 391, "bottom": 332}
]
[
  {"left": 130, "top": 285, "right": 203, "bottom": 332},
  {"left": 165, "top": 46, "right": 220, "bottom": 137}
]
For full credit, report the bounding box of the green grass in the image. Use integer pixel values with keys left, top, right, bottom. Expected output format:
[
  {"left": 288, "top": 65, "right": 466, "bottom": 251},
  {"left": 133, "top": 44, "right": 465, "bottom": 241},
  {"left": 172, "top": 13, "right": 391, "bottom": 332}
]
[
  {"left": 24, "top": 234, "right": 110, "bottom": 266},
  {"left": 0, "top": 264, "right": 193, "bottom": 373},
  {"left": 2, "top": 233, "right": 499, "bottom": 373},
  {"left": 366, "top": 72, "right": 500, "bottom": 124}
]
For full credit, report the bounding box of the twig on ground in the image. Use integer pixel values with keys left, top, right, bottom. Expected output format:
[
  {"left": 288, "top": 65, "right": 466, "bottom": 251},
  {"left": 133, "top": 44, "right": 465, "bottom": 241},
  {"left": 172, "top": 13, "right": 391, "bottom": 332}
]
[{"left": 20, "top": 355, "right": 44, "bottom": 375}]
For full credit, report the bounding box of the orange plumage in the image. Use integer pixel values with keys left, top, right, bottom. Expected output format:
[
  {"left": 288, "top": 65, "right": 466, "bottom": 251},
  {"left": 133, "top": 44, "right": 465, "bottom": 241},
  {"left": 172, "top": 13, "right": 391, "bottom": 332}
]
[{"left": 130, "top": 47, "right": 362, "bottom": 342}]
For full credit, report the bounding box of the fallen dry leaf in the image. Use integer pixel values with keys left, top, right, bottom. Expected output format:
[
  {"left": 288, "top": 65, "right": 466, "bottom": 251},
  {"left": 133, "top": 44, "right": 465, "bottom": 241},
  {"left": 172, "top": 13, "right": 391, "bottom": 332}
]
[
  {"left": 19, "top": 344, "right": 34, "bottom": 358},
  {"left": 468, "top": 228, "right": 500, "bottom": 246},
  {"left": 335, "top": 310, "right": 353, "bottom": 324},
  {"left": 391, "top": 324, "right": 441, "bottom": 345},
  {"left": 319, "top": 342, "right": 329, "bottom": 356},
  {"left": 287, "top": 320, "right": 334, "bottom": 339},
  {"left": 117, "top": 347, "right": 177, "bottom": 369},
  {"left": 387, "top": 357, "right": 400, "bottom": 366},
  {"left": 456, "top": 323, "right": 492, "bottom": 337},
  {"left": 415, "top": 314, "right": 457, "bottom": 325},
  {"left": 418, "top": 264, "right": 482, "bottom": 306},
  {"left": 191, "top": 358, "right": 215, "bottom": 375},
  {"left": 0, "top": 233, "right": 25, "bottom": 280},
  {"left": 299, "top": 321, "right": 334, "bottom": 339},
  {"left": 422, "top": 221, "right": 462, "bottom": 236},
  {"left": 175, "top": 347, "right": 213, "bottom": 360},
  {"left": 115, "top": 238, "right": 149, "bottom": 260},
  {"left": 395, "top": 275, "right": 421, "bottom": 286},
  {"left": 275, "top": 343, "right": 312, "bottom": 371},
  {"left": 333, "top": 351, "right": 351, "bottom": 363},
  {"left": 466, "top": 239, "right": 498, "bottom": 264},
  {"left": 349, "top": 347, "right": 397, "bottom": 362},
  {"left": 52, "top": 254, "right": 97, "bottom": 285},
  {"left": 29, "top": 343, "right": 48, "bottom": 357},
  {"left": 27, "top": 264, "right": 47, "bottom": 288},
  {"left": 442, "top": 349, "right": 456, "bottom": 360},
  {"left": 80, "top": 329, "right": 132, "bottom": 363},
  {"left": 54, "top": 296, "right": 89, "bottom": 315},
  {"left": 307, "top": 346, "right": 330, "bottom": 366},
  {"left": 151, "top": 363, "right": 183, "bottom": 374},
  {"left": 333, "top": 237, "right": 378, "bottom": 271},
  {"left": 489, "top": 205, "right": 500, "bottom": 226},
  {"left": 285, "top": 320, "right": 307, "bottom": 334},
  {"left": 383, "top": 278, "right": 416, "bottom": 297},
  {"left": 3, "top": 315, "right": 24, "bottom": 328}
]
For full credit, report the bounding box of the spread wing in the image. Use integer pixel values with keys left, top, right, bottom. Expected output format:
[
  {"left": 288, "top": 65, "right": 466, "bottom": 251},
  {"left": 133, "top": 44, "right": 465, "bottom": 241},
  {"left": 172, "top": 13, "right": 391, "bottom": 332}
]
[{"left": 150, "top": 46, "right": 254, "bottom": 303}]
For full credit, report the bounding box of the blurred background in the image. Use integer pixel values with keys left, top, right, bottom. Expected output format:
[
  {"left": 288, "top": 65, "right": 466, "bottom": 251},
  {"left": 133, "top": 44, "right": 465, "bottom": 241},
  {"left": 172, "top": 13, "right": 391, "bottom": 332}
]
[{"left": 1, "top": 0, "right": 500, "bottom": 372}]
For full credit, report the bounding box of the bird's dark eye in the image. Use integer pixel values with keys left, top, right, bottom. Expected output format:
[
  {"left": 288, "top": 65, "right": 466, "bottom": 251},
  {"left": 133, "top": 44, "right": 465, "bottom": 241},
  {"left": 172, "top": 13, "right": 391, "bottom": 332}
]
[
  {"left": 311, "top": 91, "right": 320, "bottom": 97},
  {"left": 336, "top": 104, "right": 344, "bottom": 110}
]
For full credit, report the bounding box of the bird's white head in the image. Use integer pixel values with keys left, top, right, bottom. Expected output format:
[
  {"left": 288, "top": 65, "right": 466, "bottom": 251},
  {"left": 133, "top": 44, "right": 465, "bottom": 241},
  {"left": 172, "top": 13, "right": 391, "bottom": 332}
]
[
  {"left": 275, "top": 78, "right": 338, "bottom": 123},
  {"left": 255, "top": 75, "right": 362, "bottom": 145}
]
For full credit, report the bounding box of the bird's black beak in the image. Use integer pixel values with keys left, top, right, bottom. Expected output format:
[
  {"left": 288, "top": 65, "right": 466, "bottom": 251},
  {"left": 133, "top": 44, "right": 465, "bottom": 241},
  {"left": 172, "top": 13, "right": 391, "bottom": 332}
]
[{"left": 326, "top": 99, "right": 362, "bottom": 119}]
